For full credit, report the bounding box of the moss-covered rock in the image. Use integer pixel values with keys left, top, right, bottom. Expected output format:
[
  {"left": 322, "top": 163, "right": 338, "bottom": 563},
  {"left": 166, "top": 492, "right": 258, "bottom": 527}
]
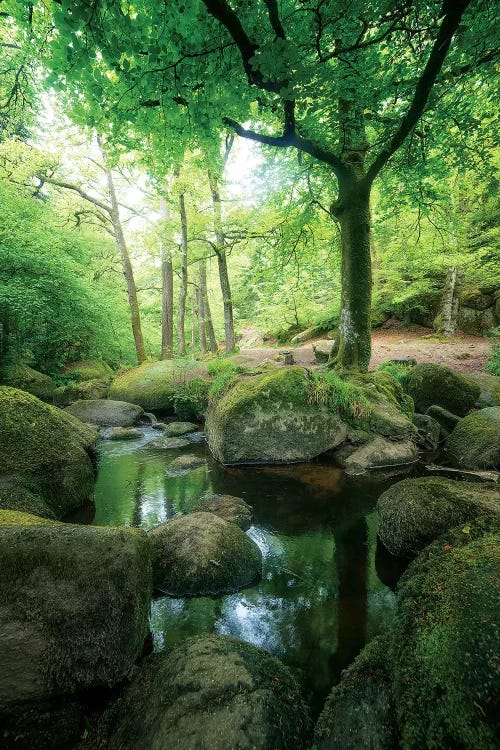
[
  {"left": 165, "top": 453, "right": 207, "bottom": 475},
  {"left": 0, "top": 362, "right": 56, "bottom": 401},
  {"left": 53, "top": 378, "right": 111, "bottom": 406},
  {"left": 391, "top": 520, "right": 499, "bottom": 750},
  {"left": 377, "top": 477, "right": 500, "bottom": 557},
  {"left": 469, "top": 372, "right": 500, "bottom": 408},
  {"left": 412, "top": 413, "right": 441, "bottom": 451},
  {"left": 0, "top": 509, "right": 59, "bottom": 526},
  {"left": 206, "top": 367, "right": 347, "bottom": 465},
  {"left": 108, "top": 426, "right": 142, "bottom": 440},
  {"left": 313, "top": 339, "right": 336, "bottom": 363},
  {"left": 0, "top": 521, "right": 152, "bottom": 708},
  {"left": 109, "top": 360, "right": 204, "bottom": 412},
  {"left": 146, "top": 436, "right": 190, "bottom": 450},
  {"left": 446, "top": 407, "right": 500, "bottom": 469},
  {"left": 63, "top": 358, "right": 113, "bottom": 382},
  {"left": 93, "top": 634, "right": 312, "bottom": 750},
  {"left": 148, "top": 511, "right": 262, "bottom": 595},
  {"left": 315, "top": 636, "right": 397, "bottom": 750},
  {"left": 425, "top": 404, "right": 461, "bottom": 438},
  {"left": 343, "top": 436, "right": 417, "bottom": 476},
  {"left": 65, "top": 398, "right": 144, "bottom": 427},
  {"left": 0, "top": 695, "right": 84, "bottom": 750},
  {"left": 162, "top": 420, "right": 198, "bottom": 436},
  {"left": 405, "top": 363, "right": 480, "bottom": 416},
  {"left": 195, "top": 494, "right": 253, "bottom": 530},
  {"left": 349, "top": 371, "right": 416, "bottom": 441},
  {"left": 0, "top": 387, "right": 96, "bottom": 519}
]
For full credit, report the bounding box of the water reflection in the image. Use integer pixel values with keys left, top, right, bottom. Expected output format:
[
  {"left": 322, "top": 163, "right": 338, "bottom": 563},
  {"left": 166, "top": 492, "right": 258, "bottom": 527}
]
[{"left": 93, "top": 430, "right": 404, "bottom": 716}]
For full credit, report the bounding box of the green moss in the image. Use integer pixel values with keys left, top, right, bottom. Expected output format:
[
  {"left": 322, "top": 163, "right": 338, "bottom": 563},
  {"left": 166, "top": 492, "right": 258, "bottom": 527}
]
[
  {"left": 0, "top": 509, "right": 60, "bottom": 526},
  {"left": 109, "top": 359, "right": 205, "bottom": 412},
  {"left": 405, "top": 363, "right": 480, "bottom": 416},
  {"left": 63, "top": 358, "right": 113, "bottom": 382},
  {"left": 172, "top": 376, "right": 209, "bottom": 420},
  {"left": 0, "top": 362, "right": 56, "bottom": 401},
  {"left": 392, "top": 519, "right": 500, "bottom": 750},
  {"left": 446, "top": 407, "right": 500, "bottom": 469},
  {"left": 349, "top": 371, "right": 416, "bottom": 439},
  {"left": 378, "top": 360, "right": 413, "bottom": 388},
  {"left": 308, "top": 370, "right": 372, "bottom": 419}
]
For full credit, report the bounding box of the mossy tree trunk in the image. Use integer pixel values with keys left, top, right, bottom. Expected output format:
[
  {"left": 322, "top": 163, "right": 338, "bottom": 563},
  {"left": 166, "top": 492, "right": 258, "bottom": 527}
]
[
  {"left": 159, "top": 197, "right": 174, "bottom": 360},
  {"left": 177, "top": 191, "right": 188, "bottom": 356},
  {"left": 199, "top": 258, "right": 218, "bottom": 354},
  {"left": 208, "top": 170, "right": 235, "bottom": 353}
]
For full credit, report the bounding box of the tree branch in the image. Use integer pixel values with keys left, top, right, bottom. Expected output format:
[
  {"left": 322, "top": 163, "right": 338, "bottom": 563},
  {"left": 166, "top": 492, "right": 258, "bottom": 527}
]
[{"left": 39, "top": 175, "right": 112, "bottom": 214}]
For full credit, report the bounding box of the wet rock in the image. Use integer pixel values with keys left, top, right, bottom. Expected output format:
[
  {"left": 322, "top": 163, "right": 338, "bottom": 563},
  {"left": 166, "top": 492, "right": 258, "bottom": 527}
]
[
  {"left": 405, "top": 363, "right": 480, "bottom": 416},
  {"left": 392, "top": 519, "right": 499, "bottom": 749},
  {"left": 343, "top": 437, "right": 417, "bottom": 476},
  {"left": 162, "top": 421, "right": 199, "bottom": 436},
  {"left": 0, "top": 362, "right": 56, "bottom": 402},
  {"left": 147, "top": 437, "right": 190, "bottom": 450},
  {"left": 377, "top": 476, "right": 500, "bottom": 557},
  {"left": 315, "top": 636, "right": 397, "bottom": 750},
  {"left": 165, "top": 453, "right": 207, "bottom": 475},
  {"left": 446, "top": 406, "right": 500, "bottom": 469},
  {"left": 148, "top": 512, "right": 262, "bottom": 595},
  {"left": 65, "top": 398, "right": 144, "bottom": 427},
  {"left": 195, "top": 494, "right": 253, "bottom": 530},
  {"left": 0, "top": 519, "right": 152, "bottom": 707},
  {"left": 426, "top": 404, "right": 461, "bottom": 437},
  {"left": 108, "top": 427, "right": 142, "bottom": 440},
  {"left": 93, "top": 635, "right": 311, "bottom": 750},
  {"left": 412, "top": 413, "right": 441, "bottom": 451},
  {"left": 0, "top": 387, "right": 96, "bottom": 520}
]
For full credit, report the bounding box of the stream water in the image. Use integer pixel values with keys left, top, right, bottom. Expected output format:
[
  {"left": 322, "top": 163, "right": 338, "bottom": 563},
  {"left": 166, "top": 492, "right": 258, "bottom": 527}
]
[{"left": 88, "top": 427, "right": 408, "bottom": 717}]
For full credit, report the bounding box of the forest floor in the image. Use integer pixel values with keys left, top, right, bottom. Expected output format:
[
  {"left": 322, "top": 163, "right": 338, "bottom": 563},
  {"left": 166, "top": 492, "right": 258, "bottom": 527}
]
[{"left": 234, "top": 322, "right": 491, "bottom": 374}]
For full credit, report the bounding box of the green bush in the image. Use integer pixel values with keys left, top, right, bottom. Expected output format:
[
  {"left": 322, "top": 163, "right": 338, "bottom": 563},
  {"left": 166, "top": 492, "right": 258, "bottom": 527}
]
[{"left": 172, "top": 377, "right": 209, "bottom": 421}]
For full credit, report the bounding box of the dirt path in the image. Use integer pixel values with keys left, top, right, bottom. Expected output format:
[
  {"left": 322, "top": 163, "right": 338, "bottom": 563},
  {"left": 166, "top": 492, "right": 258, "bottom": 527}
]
[{"left": 233, "top": 325, "right": 491, "bottom": 374}]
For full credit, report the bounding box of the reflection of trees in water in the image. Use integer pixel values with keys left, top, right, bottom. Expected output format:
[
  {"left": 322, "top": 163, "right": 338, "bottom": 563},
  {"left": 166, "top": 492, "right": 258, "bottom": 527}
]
[{"left": 132, "top": 461, "right": 145, "bottom": 526}]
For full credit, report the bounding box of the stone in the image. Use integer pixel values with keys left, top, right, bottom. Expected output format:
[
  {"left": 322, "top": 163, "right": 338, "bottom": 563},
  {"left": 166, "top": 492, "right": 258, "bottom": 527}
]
[
  {"left": 290, "top": 324, "right": 324, "bottom": 344},
  {"left": 343, "top": 436, "right": 417, "bottom": 476},
  {"left": 312, "top": 340, "right": 335, "bottom": 363},
  {"left": 349, "top": 371, "right": 417, "bottom": 441},
  {"left": 391, "top": 519, "right": 499, "bottom": 750},
  {"left": 0, "top": 695, "right": 84, "bottom": 750},
  {"left": 412, "top": 413, "right": 441, "bottom": 451},
  {"left": 0, "top": 519, "right": 151, "bottom": 707},
  {"left": 109, "top": 360, "right": 206, "bottom": 412},
  {"left": 166, "top": 454, "right": 207, "bottom": 476},
  {"left": 405, "top": 363, "right": 480, "bottom": 416},
  {"left": 0, "top": 387, "right": 96, "bottom": 520},
  {"left": 92, "top": 635, "right": 311, "bottom": 750},
  {"left": 53, "top": 378, "right": 110, "bottom": 407},
  {"left": 195, "top": 494, "right": 253, "bottom": 530},
  {"left": 315, "top": 636, "right": 397, "bottom": 750},
  {"left": 0, "top": 362, "right": 56, "bottom": 401},
  {"left": 162, "top": 420, "right": 198, "bottom": 436},
  {"left": 206, "top": 367, "right": 347, "bottom": 465},
  {"left": 108, "top": 427, "right": 142, "bottom": 440},
  {"left": 63, "top": 359, "right": 113, "bottom": 382},
  {"left": 426, "top": 404, "right": 461, "bottom": 437},
  {"left": 377, "top": 476, "right": 500, "bottom": 557},
  {"left": 146, "top": 437, "right": 190, "bottom": 450},
  {"left": 148, "top": 512, "right": 262, "bottom": 595},
  {"left": 65, "top": 398, "right": 144, "bottom": 427},
  {"left": 446, "top": 407, "right": 500, "bottom": 470},
  {"left": 468, "top": 372, "right": 500, "bottom": 408}
]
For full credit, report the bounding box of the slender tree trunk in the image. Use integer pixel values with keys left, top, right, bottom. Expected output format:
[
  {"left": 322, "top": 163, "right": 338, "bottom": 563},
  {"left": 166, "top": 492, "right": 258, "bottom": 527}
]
[
  {"left": 199, "top": 258, "right": 218, "bottom": 353},
  {"left": 191, "top": 291, "right": 197, "bottom": 351},
  {"left": 197, "top": 273, "right": 207, "bottom": 355},
  {"left": 177, "top": 191, "right": 188, "bottom": 356},
  {"left": 208, "top": 171, "right": 235, "bottom": 352},
  {"left": 436, "top": 266, "right": 462, "bottom": 337},
  {"left": 98, "top": 139, "right": 147, "bottom": 364},
  {"left": 159, "top": 197, "right": 174, "bottom": 360}
]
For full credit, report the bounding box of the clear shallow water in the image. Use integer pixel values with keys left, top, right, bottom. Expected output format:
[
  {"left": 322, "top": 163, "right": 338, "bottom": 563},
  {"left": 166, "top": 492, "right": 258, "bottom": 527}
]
[{"left": 90, "top": 426, "right": 405, "bottom": 716}]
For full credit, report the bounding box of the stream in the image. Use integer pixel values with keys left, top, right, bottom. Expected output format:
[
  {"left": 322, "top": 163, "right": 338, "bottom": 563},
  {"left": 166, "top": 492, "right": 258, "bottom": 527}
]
[{"left": 86, "top": 426, "right": 408, "bottom": 717}]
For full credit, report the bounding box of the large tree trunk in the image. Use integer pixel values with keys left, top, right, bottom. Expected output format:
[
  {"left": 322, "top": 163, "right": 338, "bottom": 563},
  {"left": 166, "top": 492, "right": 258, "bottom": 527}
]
[
  {"left": 159, "top": 197, "right": 174, "bottom": 360},
  {"left": 177, "top": 191, "right": 188, "bottom": 356},
  {"left": 436, "top": 266, "right": 462, "bottom": 337},
  {"left": 99, "top": 142, "right": 147, "bottom": 364},
  {"left": 208, "top": 171, "right": 235, "bottom": 353},
  {"left": 199, "top": 258, "right": 218, "bottom": 353},
  {"left": 331, "top": 178, "right": 372, "bottom": 371}
]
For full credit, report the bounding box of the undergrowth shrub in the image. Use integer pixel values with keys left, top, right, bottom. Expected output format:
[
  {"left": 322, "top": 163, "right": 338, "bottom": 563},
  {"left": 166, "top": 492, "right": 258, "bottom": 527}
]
[
  {"left": 172, "top": 377, "right": 209, "bottom": 420},
  {"left": 378, "top": 360, "right": 413, "bottom": 388}
]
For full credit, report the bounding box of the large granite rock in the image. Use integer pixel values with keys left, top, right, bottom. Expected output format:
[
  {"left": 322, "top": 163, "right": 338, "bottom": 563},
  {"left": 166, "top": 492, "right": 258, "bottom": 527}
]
[
  {"left": 405, "top": 363, "right": 480, "bottom": 416},
  {"left": 377, "top": 476, "right": 500, "bottom": 557},
  {"left": 109, "top": 360, "right": 205, "bottom": 412},
  {"left": 92, "top": 635, "right": 312, "bottom": 750},
  {"left": 0, "top": 387, "right": 96, "bottom": 519},
  {"left": 446, "top": 406, "right": 500, "bottom": 469},
  {"left": 148, "top": 512, "right": 262, "bottom": 595},
  {"left": 343, "top": 436, "right": 417, "bottom": 476},
  {"left": 194, "top": 494, "right": 253, "bottom": 530},
  {"left": 0, "top": 362, "right": 56, "bottom": 401},
  {"left": 65, "top": 398, "right": 144, "bottom": 427}
]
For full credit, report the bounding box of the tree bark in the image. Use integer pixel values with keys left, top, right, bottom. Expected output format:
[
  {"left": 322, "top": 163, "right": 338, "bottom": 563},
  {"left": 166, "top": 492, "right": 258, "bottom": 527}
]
[
  {"left": 208, "top": 170, "right": 235, "bottom": 352},
  {"left": 99, "top": 140, "right": 147, "bottom": 364},
  {"left": 191, "top": 291, "right": 197, "bottom": 351},
  {"left": 197, "top": 269, "right": 207, "bottom": 355},
  {"left": 177, "top": 191, "right": 188, "bottom": 356},
  {"left": 436, "top": 266, "right": 462, "bottom": 337},
  {"left": 199, "top": 257, "right": 218, "bottom": 353},
  {"left": 159, "top": 197, "right": 174, "bottom": 360}
]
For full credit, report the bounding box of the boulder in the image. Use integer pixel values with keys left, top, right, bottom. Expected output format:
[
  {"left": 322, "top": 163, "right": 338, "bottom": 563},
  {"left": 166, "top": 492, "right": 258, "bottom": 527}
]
[
  {"left": 63, "top": 359, "right": 113, "bottom": 382},
  {"left": 146, "top": 437, "right": 190, "bottom": 450},
  {"left": 405, "top": 363, "right": 480, "bottom": 416},
  {"left": 0, "top": 519, "right": 151, "bottom": 708},
  {"left": 342, "top": 436, "right": 417, "bottom": 476},
  {"left": 426, "top": 404, "right": 461, "bottom": 437},
  {"left": 412, "top": 413, "right": 441, "bottom": 451},
  {"left": 0, "top": 362, "right": 56, "bottom": 401},
  {"left": 65, "top": 398, "right": 144, "bottom": 427},
  {"left": 391, "top": 519, "right": 499, "bottom": 750},
  {"left": 315, "top": 636, "right": 397, "bottom": 750},
  {"left": 377, "top": 476, "right": 500, "bottom": 557},
  {"left": 0, "top": 695, "right": 84, "bottom": 750},
  {"left": 349, "top": 371, "right": 416, "bottom": 441},
  {"left": 108, "top": 427, "right": 142, "bottom": 440},
  {"left": 0, "top": 387, "right": 96, "bottom": 520},
  {"left": 290, "top": 324, "right": 324, "bottom": 344},
  {"left": 109, "top": 360, "right": 205, "bottom": 412},
  {"left": 53, "top": 378, "right": 110, "bottom": 406},
  {"left": 313, "top": 339, "right": 335, "bottom": 363},
  {"left": 206, "top": 367, "right": 347, "bottom": 465},
  {"left": 92, "top": 635, "right": 311, "bottom": 750},
  {"left": 468, "top": 372, "right": 500, "bottom": 408},
  {"left": 446, "top": 407, "right": 500, "bottom": 469},
  {"left": 162, "top": 420, "right": 198, "bottom": 436},
  {"left": 195, "top": 494, "right": 253, "bottom": 530},
  {"left": 165, "top": 454, "right": 207, "bottom": 476},
  {"left": 148, "top": 512, "right": 262, "bottom": 595}
]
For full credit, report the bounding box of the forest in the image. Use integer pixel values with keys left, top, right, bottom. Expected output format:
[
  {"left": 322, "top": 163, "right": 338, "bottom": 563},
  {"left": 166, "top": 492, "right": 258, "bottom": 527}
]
[{"left": 0, "top": 1, "right": 499, "bottom": 749}]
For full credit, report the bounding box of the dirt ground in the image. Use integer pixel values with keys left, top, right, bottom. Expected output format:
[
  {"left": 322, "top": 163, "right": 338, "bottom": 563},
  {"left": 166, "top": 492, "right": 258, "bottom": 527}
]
[{"left": 233, "top": 323, "right": 492, "bottom": 374}]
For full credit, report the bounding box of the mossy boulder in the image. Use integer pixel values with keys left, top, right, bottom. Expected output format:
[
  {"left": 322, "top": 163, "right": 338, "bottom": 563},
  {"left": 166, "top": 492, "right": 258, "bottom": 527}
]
[
  {"left": 147, "top": 436, "right": 190, "bottom": 450},
  {"left": 195, "top": 494, "right": 253, "bottom": 530},
  {"left": 446, "top": 407, "right": 500, "bottom": 469},
  {"left": 377, "top": 476, "right": 500, "bottom": 557},
  {"left": 93, "top": 634, "right": 312, "bottom": 750},
  {"left": 426, "top": 404, "right": 461, "bottom": 437},
  {"left": 0, "top": 387, "right": 96, "bottom": 519},
  {"left": 412, "top": 413, "right": 441, "bottom": 451},
  {"left": 469, "top": 372, "right": 500, "bottom": 408},
  {"left": 343, "top": 436, "right": 417, "bottom": 476},
  {"left": 349, "top": 371, "right": 416, "bottom": 441},
  {"left": 63, "top": 358, "right": 113, "bottom": 382},
  {"left": 206, "top": 367, "right": 347, "bottom": 465},
  {"left": 405, "top": 363, "right": 480, "bottom": 416},
  {"left": 0, "top": 362, "right": 56, "bottom": 401},
  {"left": 165, "top": 453, "right": 207, "bottom": 475},
  {"left": 109, "top": 360, "right": 204, "bottom": 412},
  {"left": 53, "top": 378, "right": 111, "bottom": 406},
  {"left": 313, "top": 340, "right": 335, "bottom": 363},
  {"left": 315, "top": 636, "right": 397, "bottom": 750},
  {"left": 108, "top": 427, "right": 142, "bottom": 440},
  {"left": 162, "top": 420, "right": 198, "bottom": 436},
  {"left": 65, "top": 398, "right": 144, "bottom": 427},
  {"left": 0, "top": 695, "right": 84, "bottom": 750},
  {"left": 148, "top": 511, "right": 262, "bottom": 595},
  {"left": 0, "top": 521, "right": 152, "bottom": 707},
  {"left": 391, "top": 520, "right": 499, "bottom": 749}
]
